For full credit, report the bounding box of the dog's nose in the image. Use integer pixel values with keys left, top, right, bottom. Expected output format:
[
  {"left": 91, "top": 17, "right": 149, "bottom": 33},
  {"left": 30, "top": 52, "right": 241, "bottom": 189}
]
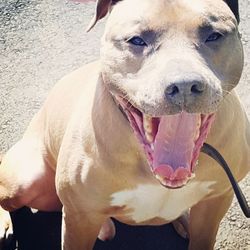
[
  {"left": 165, "top": 78, "right": 206, "bottom": 105},
  {"left": 165, "top": 81, "right": 205, "bottom": 96}
]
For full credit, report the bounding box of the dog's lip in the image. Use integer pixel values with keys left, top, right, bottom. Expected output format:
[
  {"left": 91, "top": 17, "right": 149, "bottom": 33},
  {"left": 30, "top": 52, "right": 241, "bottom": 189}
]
[
  {"left": 114, "top": 95, "right": 215, "bottom": 188},
  {"left": 155, "top": 169, "right": 195, "bottom": 189}
]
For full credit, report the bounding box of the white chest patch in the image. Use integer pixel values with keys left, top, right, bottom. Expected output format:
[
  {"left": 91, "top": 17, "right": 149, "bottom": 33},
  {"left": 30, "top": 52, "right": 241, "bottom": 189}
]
[{"left": 110, "top": 181, "right": 215, "bottom": 223}]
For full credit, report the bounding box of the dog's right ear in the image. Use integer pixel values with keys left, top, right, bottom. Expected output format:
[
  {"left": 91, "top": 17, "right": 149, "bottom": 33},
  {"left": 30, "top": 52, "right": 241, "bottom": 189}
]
[
  {"left": 86, "top": 0, "right": 121, "bottom": 32},
  {"left": 224, "top": 0, "right": 240, "bottom": 23}
]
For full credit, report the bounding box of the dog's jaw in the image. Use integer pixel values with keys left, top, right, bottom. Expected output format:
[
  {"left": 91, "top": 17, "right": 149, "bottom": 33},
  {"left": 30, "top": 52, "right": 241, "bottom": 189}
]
[{"left": 116, "top": 96, "right": 215, "bottom": 188}]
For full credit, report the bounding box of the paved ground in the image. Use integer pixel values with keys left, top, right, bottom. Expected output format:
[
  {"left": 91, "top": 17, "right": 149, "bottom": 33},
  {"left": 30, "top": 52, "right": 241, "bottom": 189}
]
[{"left": 0, "top": 0, "right": 249, "bottom": 249}]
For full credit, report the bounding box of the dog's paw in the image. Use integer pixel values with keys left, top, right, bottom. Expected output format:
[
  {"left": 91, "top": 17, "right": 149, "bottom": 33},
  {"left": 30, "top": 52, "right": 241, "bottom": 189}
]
[
  {"left": 98, "top": 218, "right": 116, "bottom": 241},
  {"left": 172, "top": 211, "right": 190, "bottom": 239},
  {"left": 0, "top": 207, "right": 14, "bottom": 249}
]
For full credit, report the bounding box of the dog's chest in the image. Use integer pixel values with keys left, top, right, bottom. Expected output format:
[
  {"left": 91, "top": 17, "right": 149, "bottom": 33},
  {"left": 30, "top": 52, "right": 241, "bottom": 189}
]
[{"left": 110, "top": 181, "right": 215, "bottom": 223}]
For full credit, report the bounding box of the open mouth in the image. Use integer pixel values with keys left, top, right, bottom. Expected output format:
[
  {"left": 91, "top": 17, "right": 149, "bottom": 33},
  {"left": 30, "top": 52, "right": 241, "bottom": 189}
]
[{"left": 116, "top": 96, "right": 215, "bottom": 188}]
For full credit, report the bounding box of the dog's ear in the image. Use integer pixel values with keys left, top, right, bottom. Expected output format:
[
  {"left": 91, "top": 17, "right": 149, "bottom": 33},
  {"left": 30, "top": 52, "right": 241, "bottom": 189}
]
[
  {"left": 224, "top": 0, "right": 240, "bottom": 23},
  {"left": 86, "top": 0, "right": 121, "bottom": 31}
]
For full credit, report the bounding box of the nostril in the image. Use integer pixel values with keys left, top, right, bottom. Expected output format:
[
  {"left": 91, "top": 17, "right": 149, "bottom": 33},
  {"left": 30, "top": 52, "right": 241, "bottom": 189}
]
[
  {"left": 191, "top": 82, "right": 205, "bottom": 94},
  {"left": 165, "top": 84, "right": 179, "bottom": 97}
]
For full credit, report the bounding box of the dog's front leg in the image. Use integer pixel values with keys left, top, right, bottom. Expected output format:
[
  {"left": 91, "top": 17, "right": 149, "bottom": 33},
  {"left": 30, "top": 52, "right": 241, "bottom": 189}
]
[
  {"left": 188, "top": 190, "right": 234, "bottom": 250},
  {"left": 61, "top": 206, "right": 103, "bottom": 250}
]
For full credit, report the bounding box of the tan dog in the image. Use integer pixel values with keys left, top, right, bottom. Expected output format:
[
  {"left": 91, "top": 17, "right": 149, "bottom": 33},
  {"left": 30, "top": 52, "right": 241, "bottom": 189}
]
[{"left": 0, "top": 0, "right": 249, "bottom": 249}]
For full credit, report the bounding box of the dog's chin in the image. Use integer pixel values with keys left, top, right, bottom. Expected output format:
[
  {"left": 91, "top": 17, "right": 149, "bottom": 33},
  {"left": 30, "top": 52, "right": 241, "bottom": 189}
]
[{"left": 115, "top": 96, "right": 215, "bottom": 189}]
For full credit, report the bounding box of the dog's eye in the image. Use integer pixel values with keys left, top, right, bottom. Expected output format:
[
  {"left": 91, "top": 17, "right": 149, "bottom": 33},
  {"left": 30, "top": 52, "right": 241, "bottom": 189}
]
[
  {"left": 127, "top": 36, "right": 147, "bottom": 46},
  {"left": 205, "top": 32, "right": 223, "bottom": 42}
]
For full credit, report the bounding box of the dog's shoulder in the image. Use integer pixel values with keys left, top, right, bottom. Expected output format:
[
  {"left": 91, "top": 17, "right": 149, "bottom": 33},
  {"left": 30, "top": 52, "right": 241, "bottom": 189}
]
[{"left": 23, "top": 60, "right": 101, "bottom": 161}]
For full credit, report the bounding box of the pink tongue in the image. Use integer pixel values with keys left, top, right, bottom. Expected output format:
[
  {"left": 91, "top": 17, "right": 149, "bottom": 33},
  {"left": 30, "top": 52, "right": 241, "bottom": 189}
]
[{"left": 153, "top": 112, "right": 200, "bottom": 180}]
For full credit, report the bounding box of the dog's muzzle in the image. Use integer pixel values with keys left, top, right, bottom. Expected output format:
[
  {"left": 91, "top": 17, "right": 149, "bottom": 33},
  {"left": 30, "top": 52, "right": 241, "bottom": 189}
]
[{"left": 114, "top": 96, "right": 215, "bottom": 188}]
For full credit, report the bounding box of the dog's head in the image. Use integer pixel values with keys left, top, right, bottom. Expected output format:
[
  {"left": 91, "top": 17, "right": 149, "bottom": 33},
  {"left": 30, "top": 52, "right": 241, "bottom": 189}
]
[{"left": 89, "top": 0, "right": 243, "bottom": 188}]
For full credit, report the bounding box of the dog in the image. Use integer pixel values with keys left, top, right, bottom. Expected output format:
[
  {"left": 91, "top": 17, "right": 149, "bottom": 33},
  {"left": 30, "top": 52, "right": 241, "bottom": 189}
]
[{"left": 0, "top": 0, "right": 249, "bottom": 249}]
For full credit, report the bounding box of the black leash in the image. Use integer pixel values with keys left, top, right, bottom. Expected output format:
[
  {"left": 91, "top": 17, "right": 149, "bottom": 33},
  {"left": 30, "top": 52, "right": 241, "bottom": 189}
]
[{"left": 201, "top": 143, "right": 250, "bottom": 218}]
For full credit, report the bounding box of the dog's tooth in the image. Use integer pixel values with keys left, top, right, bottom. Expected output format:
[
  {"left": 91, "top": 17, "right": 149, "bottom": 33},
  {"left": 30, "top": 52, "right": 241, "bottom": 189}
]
[
  {"left": 194, "top": 117, "right": 202, "bottom": 140},
  {"left": 143, "top": 115, "right": 154, "bottom": 143},
  {"left": 194, "top": 130, "right": 199, "bottom": 141},
  {"left": 193, "top": 160, "right": 199, "bottom": 171},
  {"left": 155, "top": 174, "right": 165, "bottom": 183},
  {"left": 145, "top": 131, "right": 154, "bottom": 143},
  {"left": 197, "top": 116, "right": 201, "bottom": 129},
  {"left": 143, "top": 114, "right": 153, "bottom": 133}
]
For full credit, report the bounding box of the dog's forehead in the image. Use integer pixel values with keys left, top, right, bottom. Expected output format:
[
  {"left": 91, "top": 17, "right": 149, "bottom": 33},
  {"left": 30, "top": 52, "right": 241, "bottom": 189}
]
[{"left": 106, "top": 0, "right": 235, "bottom": 33}]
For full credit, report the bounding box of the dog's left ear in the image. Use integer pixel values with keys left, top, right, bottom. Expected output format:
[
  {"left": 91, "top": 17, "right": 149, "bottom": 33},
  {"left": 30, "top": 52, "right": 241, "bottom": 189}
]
[
  {"left": 224, "top": 0, "right": 240, "bottom": 23},
  {"left": 86, "top": 0, "right": 121, "bottom": 31}
]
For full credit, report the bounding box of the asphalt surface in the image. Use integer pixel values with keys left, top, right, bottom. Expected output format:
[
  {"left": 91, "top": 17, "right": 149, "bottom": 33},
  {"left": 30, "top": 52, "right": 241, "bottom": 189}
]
[{"left": 0, "top": 0, "right": 250, "bottom": 249}]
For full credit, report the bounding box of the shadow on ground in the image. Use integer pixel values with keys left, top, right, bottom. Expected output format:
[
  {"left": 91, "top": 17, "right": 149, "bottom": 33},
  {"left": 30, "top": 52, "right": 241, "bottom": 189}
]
[{"left": 6, "top": 207, "right": 188, "bottom": 250}]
